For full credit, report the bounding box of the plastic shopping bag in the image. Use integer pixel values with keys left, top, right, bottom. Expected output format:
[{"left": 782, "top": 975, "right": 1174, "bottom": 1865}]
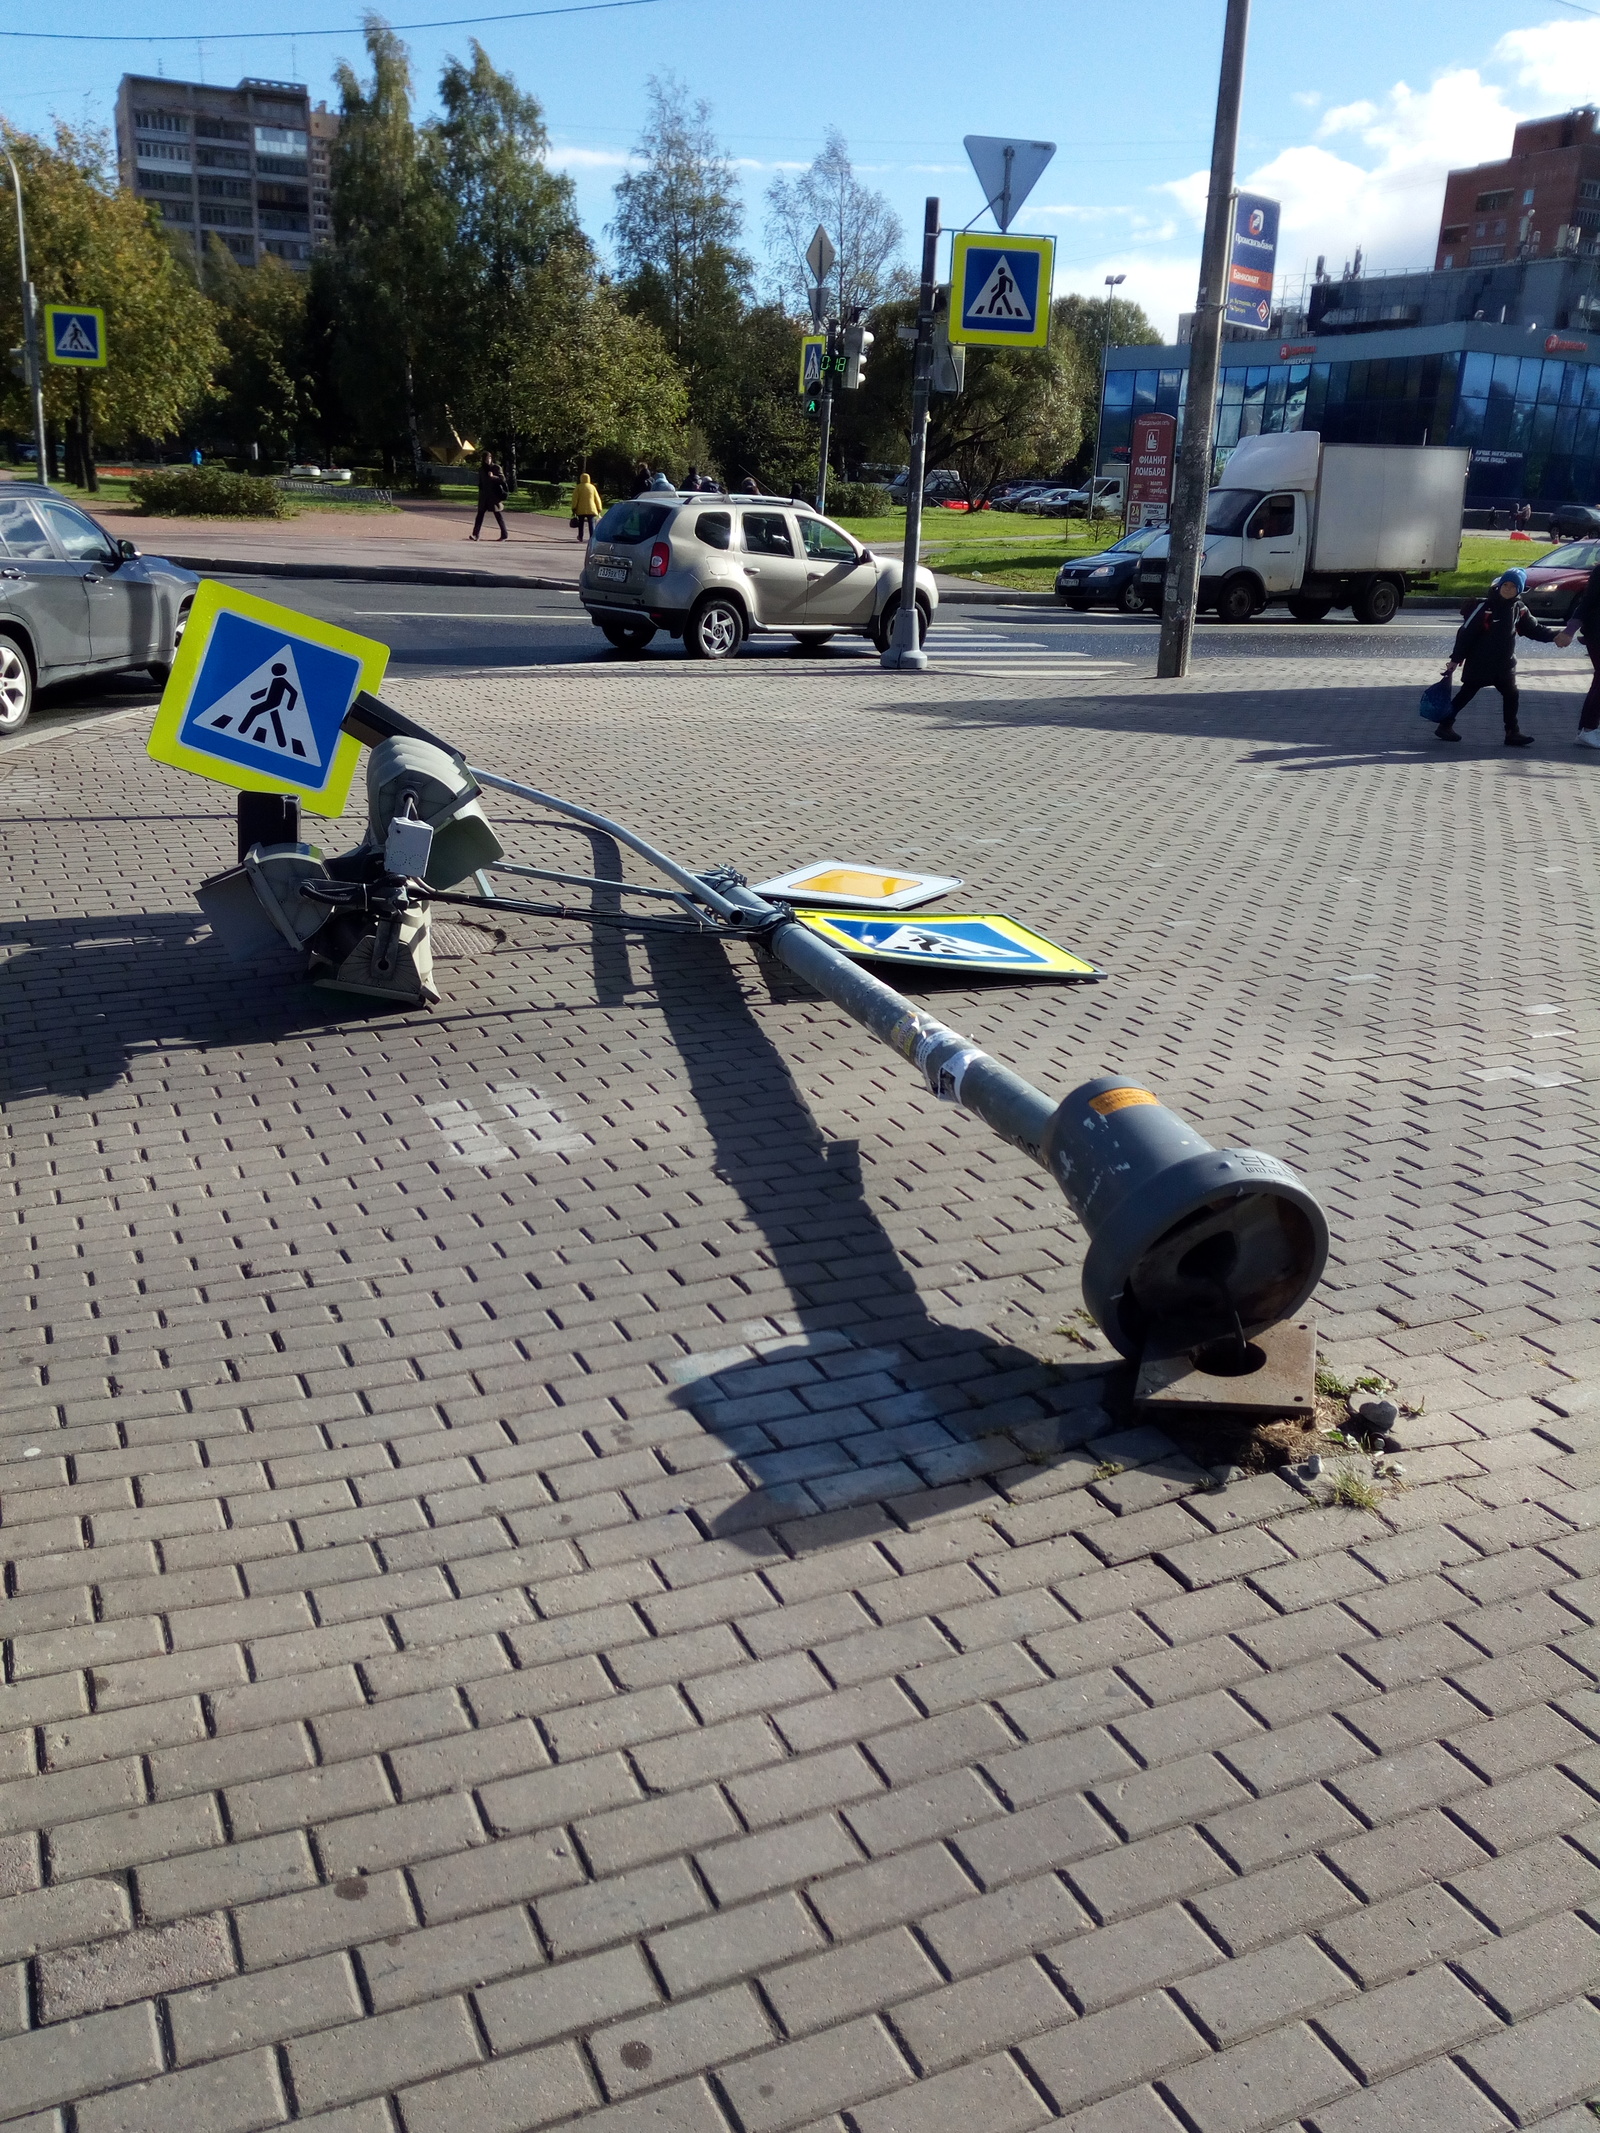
[{"left": 1418, "top": 676, "right": 1454, "bottom": 722}]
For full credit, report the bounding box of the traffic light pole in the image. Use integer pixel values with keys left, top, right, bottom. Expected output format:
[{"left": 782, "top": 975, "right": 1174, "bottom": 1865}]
[
  {"left": 882, "top": 196, "right": 939, "bottom": 672},
  {"left": 0, "top": 148, "right": 48, "bottom": 487},
  {"left": 815, "top": 321, "right": 835, "bottom": 514},
  {"left": 1156, "top": 0, "right": 1250, "bottom": 680}
]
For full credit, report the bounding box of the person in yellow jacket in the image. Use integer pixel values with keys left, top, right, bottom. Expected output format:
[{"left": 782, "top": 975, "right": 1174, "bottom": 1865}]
[{"left": 571, "top": 471, "right": 602, "bottom": 542}]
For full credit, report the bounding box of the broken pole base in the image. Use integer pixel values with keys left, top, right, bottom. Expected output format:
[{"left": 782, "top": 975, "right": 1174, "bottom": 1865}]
[{"left": 1134, "top": 1316, "right": 1316, "bottom": 1421}]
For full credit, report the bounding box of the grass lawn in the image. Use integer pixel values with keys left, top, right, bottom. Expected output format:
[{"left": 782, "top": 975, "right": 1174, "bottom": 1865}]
[
  {"left": 1431, "top": 536, "right": 1561, "bottom": 598},
  {"left": 4, "top": 469, "right": 400, "bottom": 517}
]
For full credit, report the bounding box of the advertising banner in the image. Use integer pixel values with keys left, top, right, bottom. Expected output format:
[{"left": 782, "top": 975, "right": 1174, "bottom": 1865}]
[
  {"left": 1225, "top": 193, "right": 1279, "bottom": 333},
  {"left": 1126, "top": 412, "right": 1177, "bottom": 530}
]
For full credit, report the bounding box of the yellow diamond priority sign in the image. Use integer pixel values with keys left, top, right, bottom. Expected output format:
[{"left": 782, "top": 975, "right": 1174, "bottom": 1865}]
[{"left": 146, "top": 581, "right": 389, "bottom": 817}]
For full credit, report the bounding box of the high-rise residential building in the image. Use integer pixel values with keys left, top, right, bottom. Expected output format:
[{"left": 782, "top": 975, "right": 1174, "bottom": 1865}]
[
  {"left": 1435, "top": 106, "right": 1600, "bottom": 270},
  {"left": 114, "top": 74, "right": 337, "bottom": 268}
]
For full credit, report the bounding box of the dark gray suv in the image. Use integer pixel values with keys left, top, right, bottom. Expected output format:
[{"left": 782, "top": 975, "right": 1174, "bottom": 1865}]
[{"left": 0, "top": 488, "right": 197, "bottom": 733}]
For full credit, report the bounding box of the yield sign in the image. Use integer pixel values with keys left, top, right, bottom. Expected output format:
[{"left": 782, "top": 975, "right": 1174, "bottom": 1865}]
[
  {"left": 963, "top": 135, "right": 1056, "bottom": 233},
  {"left": 805, "top": 224, "right": 836, "bottom": 284}
]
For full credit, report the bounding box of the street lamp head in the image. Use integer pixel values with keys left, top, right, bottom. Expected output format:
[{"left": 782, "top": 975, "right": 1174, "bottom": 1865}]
[{"left": 1106, "top": 273, "right": 1126, "bottom": 289}]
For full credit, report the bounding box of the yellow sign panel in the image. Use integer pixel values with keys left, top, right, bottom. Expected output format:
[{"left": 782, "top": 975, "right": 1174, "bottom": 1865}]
[
  {"left": 948, "top": 233, "right": 1054, "bottom": 349},
  {"left": 796, "top": 909, "right": 1100, "bottom": 978},
  {"left": 799, "top": 333, "right": 827, "bottom": 394},
  {"left": 43, "top": 305, "right": 106, "bottom": 367},
  {"left": 146, "top": 581, "right": 388, "bottom": 817},
  {"left": 752, "top": 861, "right": 963, "bottom": 909}
]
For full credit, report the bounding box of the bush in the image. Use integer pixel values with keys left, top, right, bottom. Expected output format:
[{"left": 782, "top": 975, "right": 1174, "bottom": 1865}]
[
  {"left": 129, "top": 467, "right": 288, "bottom": 518},
  {"left": 827, "top": 481, "right": 892, "bottom": 518},
  {"left": 519, "top": 479, "right": 566, "bottom": 508}
]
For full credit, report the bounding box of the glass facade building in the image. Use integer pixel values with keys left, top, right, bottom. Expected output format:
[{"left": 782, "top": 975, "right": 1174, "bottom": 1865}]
[{"left": 1100, "top": 329, "right": 1600, "bottom": 505}]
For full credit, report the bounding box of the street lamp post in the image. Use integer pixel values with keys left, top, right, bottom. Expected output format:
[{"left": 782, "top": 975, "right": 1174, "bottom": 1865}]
[
  {"left": 0, "top": 147, "right": 47, "bottom": 485},
  {"left": 1089, "top": 272, "right": 1125, "bottom": 523}
]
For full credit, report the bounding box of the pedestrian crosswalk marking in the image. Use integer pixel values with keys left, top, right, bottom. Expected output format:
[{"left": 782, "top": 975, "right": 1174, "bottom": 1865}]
[{"left": 190, "top": 644, "right": 322, "bottom": 765}]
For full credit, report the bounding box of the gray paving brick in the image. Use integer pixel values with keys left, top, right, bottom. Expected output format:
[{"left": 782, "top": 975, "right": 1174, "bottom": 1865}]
[
  {"left": 287, "top": 1995, "right": 483, "bottom": 2114},
  {"left": 892, "top": 1955, "right": 1070, "bottom": 2073},
  {"left": 0, "top": 1878, "right": 132, "bottom": 1962},
  {"left": 1019, "top": 1992, "right": 1205, "bottom": 2113},
  {"left": 588, "top": 1981, "right": 773, "bottom": 2097},
  {"left": 763, "top": 1925, "right": 939, "bottom": 2036},
  {"left": 1175, "top": 1933, "right": 1355, "bottom": 2048},
  {"left": 920, "top": 1870, "right": 1089, "bottom": 1976},
  {"left": 170, "top": 1951, "right": 362, "bottom": 2063},
  {"left": 136, "top": 1830, "right": 316, "bottom": 1922},
  {"left": 1321, "top": 1959, "right": 1505, "bottom": 2079},
  {"left": 411, "top": 1827, "right": 586, "bottom": 1924},
  {"left": 1047, "top": 1900, "right": 1223, "bottom": 2013},
  {"left": 851, "top": 2051, "right": 1051, "bottom": 2133},
  {"left": 1326, "top": 1804, "right": 1494, "bottom": 1901},
  {"left": 1160, "top": 2020, "right": 1356, "bottom": 2131},
  {"left": 1460, "top": 1997, "right": 1600, "bottom": 2123},
  {"left": 650, "top": 1890, "right": 824, "bottom": 1998},
  {"left": 536, "top": 1856, "right": 708, "bottom": 1957},
  {"left": 478, "top": 1941, "right": 659, "bottom": 2052},
  {"left": 73, "top": 2046, "right": 287, "bottom": 2133},
  {"left": 397, "top": 2041, "right": 598, "bottom": 2132},
  {"left": 718, "top": 2014, "right": 911, "bottom": 2133},
  {"left": 0, "top": 2004, "right": 162, "bottom": 2119},
  {"left": 1446, "top": 1831, "right": 1600, "bottom": 1931},
  {"left": 1457, "top": 1909, "right": 1600, "bottom": 2019},
  {"left": 37, "top": 1914, "right": 233, "bottom": 2022},
  {"left": 1319, "top": 1879, "right": 1490, "bottom": 1986},
  {"left": 1303, "top": 2057, "right": 1511, "bottom": 2133},
  {"left": 233, "top": 1868, "right": 415, "bottom": 1970}
]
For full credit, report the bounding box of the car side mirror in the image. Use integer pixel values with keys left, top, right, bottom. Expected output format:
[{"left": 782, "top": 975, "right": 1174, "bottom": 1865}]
[{"left": 117, "top": 538, "right": 138, "bottom": 563}]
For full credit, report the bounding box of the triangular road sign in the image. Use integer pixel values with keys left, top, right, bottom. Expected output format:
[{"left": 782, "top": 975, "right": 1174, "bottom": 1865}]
[
  {"left": 57, "top": 316, "right": 95, "bottom": 356},
  {"left": 190, "top": 642, "right": 322, "bottom": 766},
  {"left": 963, "top": 135, "right": 1055, "bottom": 233},
  {"left": 967, "top": 254, "right": 1034, "bottom": 326},
  {"left": 805, "top": 224, "right": 836, "bottom": 284}
]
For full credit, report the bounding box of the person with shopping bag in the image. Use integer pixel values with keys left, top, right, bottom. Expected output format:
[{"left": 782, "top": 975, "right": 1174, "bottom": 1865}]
[
  {"left": 1431, "top": 569, "right": 1556, "bottom": 745},
  {"left": 571, "top": 470, "right": 602, "bottom": 543}
]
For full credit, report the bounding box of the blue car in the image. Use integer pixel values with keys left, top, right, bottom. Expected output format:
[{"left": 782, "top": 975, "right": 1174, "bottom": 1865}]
[{"left": 1056, "top": 524, "right": 1166, "bottom": 612}]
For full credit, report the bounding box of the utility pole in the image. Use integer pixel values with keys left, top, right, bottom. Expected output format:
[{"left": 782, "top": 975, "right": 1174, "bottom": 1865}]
[
  {"left": 882, "top": 197, "right": 939, "bottom": 672},
  {"left": 1157, "top": 0, "right": 1251, "bottom": 679},
  {"left": 1089, "top": 272, "right": 1125, "bottom": 523},
  {"left": 0, "top": 148, "right": 48, "bottom": 487}
]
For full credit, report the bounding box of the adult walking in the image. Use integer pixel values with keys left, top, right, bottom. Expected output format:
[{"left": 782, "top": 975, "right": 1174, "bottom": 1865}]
[
  {"left": 1556, "top": 559, "right": 1600, "bottom": 747},
  {"left": 629, "top": 461, "right": 653, "bottom": 497},
  {"left": 571, "top": 469, "right": 602, "bottom": 543},
  {"left": 1435, "top": 568, "right": 1555, "bottom": 746},
  {"left": 470, "top": 452, "right": 509, "bottom": 543}
]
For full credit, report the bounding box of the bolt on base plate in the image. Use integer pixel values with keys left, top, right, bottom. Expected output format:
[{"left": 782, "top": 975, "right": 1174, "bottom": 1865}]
[{"left": 1134, "top": 1316, "right": 1316, "bottom": 1419}]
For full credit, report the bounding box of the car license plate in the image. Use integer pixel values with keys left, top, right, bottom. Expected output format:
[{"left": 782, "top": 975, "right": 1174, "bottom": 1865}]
[{"left": 593, "top": 564, "right": 628, "bottom": 584}]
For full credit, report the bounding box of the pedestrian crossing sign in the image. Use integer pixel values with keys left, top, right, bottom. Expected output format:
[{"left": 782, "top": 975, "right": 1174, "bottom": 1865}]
[
  {"left": 799, "top": 333, "right": 827, "bottom": 395},
  {"left": 43, "top": 305, "right": 106, "bottom": 368},
  {"left": 949, "top": 234, "right": 1054, "bottom": 348},
  {"left": 146, "top": 581, "right": 388, "bottom": 815},
  {"left": 795, "top": 908, "right": 1100, "bottom": 977}
]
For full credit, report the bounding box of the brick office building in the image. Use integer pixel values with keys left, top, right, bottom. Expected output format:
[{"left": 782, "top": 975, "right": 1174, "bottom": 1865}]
[
  {"left": 114, "top": 74, "right": 337, "bottom": 269},
  {"left": 1436, "top": 105, "right": 1600, "bottom": 270}
]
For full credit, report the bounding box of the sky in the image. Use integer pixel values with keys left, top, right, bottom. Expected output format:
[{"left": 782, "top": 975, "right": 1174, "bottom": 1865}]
[{"left": 14, "top": 0, "right": 1600, "bottom": 339}]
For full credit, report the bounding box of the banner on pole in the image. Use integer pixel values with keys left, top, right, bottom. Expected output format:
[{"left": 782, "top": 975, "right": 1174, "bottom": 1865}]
[{"left": 1225, "top": 194, "right": 1279, "bottom": 333}]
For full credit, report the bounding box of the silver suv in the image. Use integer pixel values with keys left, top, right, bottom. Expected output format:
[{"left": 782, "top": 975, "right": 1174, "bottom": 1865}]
[{"left": 579, "top": 492, "right": 938, "bottom": 660}]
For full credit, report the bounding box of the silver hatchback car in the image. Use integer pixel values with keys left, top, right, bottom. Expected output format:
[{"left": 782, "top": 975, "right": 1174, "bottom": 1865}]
[
  {"left": 0, "top": 487, "right": 198, "bottom": 734},
  {"left": 578, "top": 491, "right": 938, "bottom": 659}
]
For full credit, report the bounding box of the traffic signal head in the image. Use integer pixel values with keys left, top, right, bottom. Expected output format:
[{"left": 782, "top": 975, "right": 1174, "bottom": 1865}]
[{"left": 842, "top": 321, "right": 874, "bottom": 392}]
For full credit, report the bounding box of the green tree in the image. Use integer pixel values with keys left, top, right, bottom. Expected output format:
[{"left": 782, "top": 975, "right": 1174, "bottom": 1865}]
[
  {"left": 0, "top": 121, "right": 220, "bottom": 487},
  {"left": 610, "top": 74, "right": 749, "bottom": 368},
  {"left": 321, "top": 16, "right": 452, "bottom": 475},
  {"left": 435, "top": 39, "right": 586, "bottom": 477},
  {"left": 510, "top": 263, "right": 686, "bottom": 473},
  {"left": 205, "top": 239, "right": 318, "bottom": 462},
  {"left": 1053, "top": 292, "right": 1164, "bottom": 353}
]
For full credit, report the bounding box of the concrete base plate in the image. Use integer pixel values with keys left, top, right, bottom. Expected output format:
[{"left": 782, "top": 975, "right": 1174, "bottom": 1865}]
[{"left": 1135, "top": 1316, "right": 1316, "bottom": 1419}]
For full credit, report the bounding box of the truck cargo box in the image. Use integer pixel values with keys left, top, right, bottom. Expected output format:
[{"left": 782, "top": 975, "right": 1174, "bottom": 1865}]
[{"left": 1308, "top": 445, "right": 1467, "bottom": 574}]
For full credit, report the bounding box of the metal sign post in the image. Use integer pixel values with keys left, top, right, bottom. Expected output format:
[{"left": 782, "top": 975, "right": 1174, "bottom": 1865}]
[
  {"left": 0, "top": 150, "right": 48, "bottom": 484},
  {"left": 815, "top": 320, "right": 837, "bottom": 514},
  {"left": 882, "top": 198, "right": 940, "bottom": 672},
  {"left": 1157, "top": 0, "right": 1252, "bottom": 680}
]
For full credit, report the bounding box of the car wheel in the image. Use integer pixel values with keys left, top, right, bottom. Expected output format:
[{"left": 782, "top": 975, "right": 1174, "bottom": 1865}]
[
  {"left": 792, "top": 633, "right": 835, "bottom": 652},
  {"left": 0, "top": 634, "right": 33, "bottom": 733},
  {"left": 601, "top": 620, "right": 657, "bottom": 654},
  {"left": 1353, "top": 578, "right": 1401, "bottom": 625},
  {"left": 1118, "top": 581, "right": 1144, "bottom": 613},
  {"left": 873, "top": 593, "right": 929, "bottom": 653},
  {"left": 1215, "top": 576, "right": 1257, "bottom": 625},
  {"left": 685, "top": 595, "right": 744, "bottom": 660},
  {"left": 1286, "top": 596, "right": 1333, "bottom": 623}
]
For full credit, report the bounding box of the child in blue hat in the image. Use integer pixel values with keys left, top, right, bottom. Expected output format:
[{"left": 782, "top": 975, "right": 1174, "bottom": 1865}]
[{"left": 1436, "top": 567, "right": 1557, "bottom": 745}]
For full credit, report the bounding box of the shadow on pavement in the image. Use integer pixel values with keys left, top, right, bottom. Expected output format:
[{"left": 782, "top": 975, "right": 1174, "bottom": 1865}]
[{"left": 638, "top": 925, "right": 1127, "bottom": 1554}]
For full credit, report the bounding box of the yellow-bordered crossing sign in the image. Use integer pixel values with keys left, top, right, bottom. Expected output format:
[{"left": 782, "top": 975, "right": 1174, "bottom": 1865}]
[
  {"left": 44, "top": 306, "right": 107, "bottom": 367},
  {"left": 948, "top": 234, "right": 1055, "bottom": 348},
  {"left": 146, "top": 581, "right": 388, "bottom": 817}
]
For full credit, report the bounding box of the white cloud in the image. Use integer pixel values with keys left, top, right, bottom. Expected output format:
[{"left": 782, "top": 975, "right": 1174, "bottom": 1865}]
[
  {"left": 1495, "top": 19, "right": 1600, "bottom": 100},
  {"left": 548, "top": 144, "right": 634, "bottom": 170},
  {"left": 1291, "top": 90, "right": 1322, "bottom": 111}
]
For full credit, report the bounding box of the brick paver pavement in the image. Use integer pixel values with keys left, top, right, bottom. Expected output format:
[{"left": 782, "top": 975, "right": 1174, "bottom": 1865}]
[{"left": 4, "top": 636, "right": 1600, "bottom": 2130}]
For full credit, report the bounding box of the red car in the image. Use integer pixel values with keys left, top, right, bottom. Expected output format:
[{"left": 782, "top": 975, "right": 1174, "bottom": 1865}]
[{"left": 1522, "top": 538, "right": 1600, "bottom": 620}]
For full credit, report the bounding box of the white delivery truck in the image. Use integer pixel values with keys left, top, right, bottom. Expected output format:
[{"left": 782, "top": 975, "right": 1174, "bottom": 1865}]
[{"left": 1134, "top": 431, "right": 1468, "bottom": 624}]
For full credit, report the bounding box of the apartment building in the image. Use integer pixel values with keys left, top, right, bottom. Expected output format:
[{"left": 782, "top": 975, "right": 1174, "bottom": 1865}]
[
  {"left": 1435, "top": 106, "right": 1600, "bottom": 269},
  {"left": 114, "top": 74, "right": 337, "bottom": 268}
]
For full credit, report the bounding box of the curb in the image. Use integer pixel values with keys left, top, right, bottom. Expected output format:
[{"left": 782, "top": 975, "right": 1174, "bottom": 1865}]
[{"left": 167, "top": 554, "right": 580, "bottom": 594}]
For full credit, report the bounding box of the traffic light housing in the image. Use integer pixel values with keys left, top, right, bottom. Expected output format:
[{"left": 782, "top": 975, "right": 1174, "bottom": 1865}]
[{"left": 842, "top": 317, "right": 873, "bottom": 392}]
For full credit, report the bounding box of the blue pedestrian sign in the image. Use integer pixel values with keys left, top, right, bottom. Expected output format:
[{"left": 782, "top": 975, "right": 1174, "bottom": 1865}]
[
  {"left": 43, "top": 305, "right": 106, "bottom": 368},
  {"left": 796, "top": 908, "right": 1099, "bottom": 977},
  {"left": 147, "top": 581, "right": 389, "bottom": 816},
  {"left": 949, "top": 234, "right": 1054, "bottom": 348}
]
